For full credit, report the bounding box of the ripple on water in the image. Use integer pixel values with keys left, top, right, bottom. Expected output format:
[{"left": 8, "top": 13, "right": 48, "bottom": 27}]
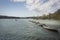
[{"left": 0, "top": 19, "right": 59, "bottom": 40}]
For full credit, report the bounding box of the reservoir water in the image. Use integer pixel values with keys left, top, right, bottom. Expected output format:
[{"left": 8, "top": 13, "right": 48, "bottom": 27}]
[{"left": 0, "top": 19, "right": 60, "bottom": 40}]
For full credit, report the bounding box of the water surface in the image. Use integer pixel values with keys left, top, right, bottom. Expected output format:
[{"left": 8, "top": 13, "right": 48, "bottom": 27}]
[{"left": 0, "top": 19, "right": 59, "bottom": 40}]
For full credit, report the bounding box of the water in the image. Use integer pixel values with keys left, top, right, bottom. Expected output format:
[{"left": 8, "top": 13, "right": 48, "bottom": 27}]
[{"left": 0, "top": 19, "right": 60, "bottom": 40}]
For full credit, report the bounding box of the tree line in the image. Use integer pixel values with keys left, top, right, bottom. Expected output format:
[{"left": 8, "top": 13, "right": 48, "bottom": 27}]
[{"left": 38, "top": 9, "right": 60, "bottom": 20}]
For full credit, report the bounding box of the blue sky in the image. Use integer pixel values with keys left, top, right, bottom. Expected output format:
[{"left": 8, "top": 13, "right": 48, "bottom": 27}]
[
  {"left": 0, "top": 0, "right": 37, "bottom": 17},
  {"left": 0, "top": 0, "right": 60, "bottom": 17}
]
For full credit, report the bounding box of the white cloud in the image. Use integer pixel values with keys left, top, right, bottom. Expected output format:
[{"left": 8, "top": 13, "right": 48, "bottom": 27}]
[
  {"left": 10, "top": 0, "right": 25, "bottom": 2},
  {"left": 10, "top": 0, "right": 60, "bottom": 15},
  {"left": 26, "top": 0, "right": 60, "bottom": 15}
]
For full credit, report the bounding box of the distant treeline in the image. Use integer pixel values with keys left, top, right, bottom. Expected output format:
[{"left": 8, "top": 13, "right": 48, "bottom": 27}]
[
  {"left": 0, "top": 15, "right": 20, "bottom": 19},
  {"left": 0, "top": 9, "right": 60, "bottom": 19},
  {"left": 0, "top": 15, "right": 38, "bottom": 19},
  {"left": 37, "top": 9, "right": 60, "bottom": 20}
]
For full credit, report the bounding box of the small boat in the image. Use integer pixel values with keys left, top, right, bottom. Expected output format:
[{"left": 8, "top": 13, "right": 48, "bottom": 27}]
[
  {"left": 37, "top": 24, "right": 43, "bottom": 27},
  {"left": 43, "top": 26, "right": 58, "bottom": 32},
  {"left": 37, "top": 23, "right": 46, "bottom": 27},
  {"left": 35, "top": 22, "right": 40, "bottom": 24},
  {"left": 38, "top": 23, "right": 58, "bottom": 32},
  {"left": 15, "top": 19, "right": 17, "bottom": 21}
]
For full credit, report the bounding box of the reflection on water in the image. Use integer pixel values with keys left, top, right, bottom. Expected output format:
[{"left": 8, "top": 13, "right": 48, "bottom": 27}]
[{"left": 0, "top": 19, "right": 59, "bottom": 40}]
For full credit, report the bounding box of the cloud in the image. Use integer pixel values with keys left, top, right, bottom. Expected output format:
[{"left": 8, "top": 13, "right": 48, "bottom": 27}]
[
  {"left": 10, "top": 0, "right": 60, "bottom": 15},
  {"left": 10, "top": 0, "right": 25, "bottom": 2},
  {"left": 26, "top": 0, "right": 60, "bottom": 15}
]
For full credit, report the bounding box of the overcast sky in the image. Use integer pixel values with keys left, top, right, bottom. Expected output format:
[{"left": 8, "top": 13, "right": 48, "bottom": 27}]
[{"left": 0, "top": 0, "right": 60, "bottom": 17}]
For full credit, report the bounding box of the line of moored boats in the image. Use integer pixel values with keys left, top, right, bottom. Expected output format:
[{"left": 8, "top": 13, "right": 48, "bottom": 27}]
[{"left": 29, "top": 20, "right": 58, "bottom": 32}]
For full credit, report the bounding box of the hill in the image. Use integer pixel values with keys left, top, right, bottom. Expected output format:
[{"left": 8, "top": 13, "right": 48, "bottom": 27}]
[{"left": 39, "top": 9, "right": 60, "bottom": 20}]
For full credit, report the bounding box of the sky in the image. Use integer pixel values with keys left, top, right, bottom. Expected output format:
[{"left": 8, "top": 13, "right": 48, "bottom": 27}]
[{"left": 0, "top": 0, "right": 60, "bottom": 17}]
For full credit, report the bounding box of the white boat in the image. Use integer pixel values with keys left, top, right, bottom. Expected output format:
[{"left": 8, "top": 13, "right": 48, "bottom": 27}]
[{"left": 43, "top": 26, "right": 58, "bottom": 32}]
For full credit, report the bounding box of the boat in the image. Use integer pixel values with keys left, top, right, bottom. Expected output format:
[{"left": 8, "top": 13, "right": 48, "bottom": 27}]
[
  {"left": 43, "top": 26, "right": 58, "bottom": 32},
  {"left": 15, "top": 19, "right": 17, "bottom": 21},
  {"left": 29, "top": 20, "right": 58, "bottom": 32}
]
